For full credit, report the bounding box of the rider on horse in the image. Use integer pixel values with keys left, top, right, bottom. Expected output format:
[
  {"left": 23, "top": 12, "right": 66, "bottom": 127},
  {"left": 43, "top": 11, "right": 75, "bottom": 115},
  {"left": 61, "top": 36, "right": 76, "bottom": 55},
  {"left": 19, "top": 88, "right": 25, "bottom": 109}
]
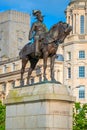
[{"left": 29, "top": 10, "right": 48, "bottom": 56}]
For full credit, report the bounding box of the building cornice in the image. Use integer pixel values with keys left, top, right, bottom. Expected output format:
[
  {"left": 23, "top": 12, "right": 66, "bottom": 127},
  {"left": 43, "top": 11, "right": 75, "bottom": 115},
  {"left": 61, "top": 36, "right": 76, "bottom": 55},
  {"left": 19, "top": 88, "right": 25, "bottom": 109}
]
[
  {"left": 0, "top": 56, "right": 20, "bottom": 65},
  {"left": 63, "top": 40, "right": 87, "bottom": 47},
  {"left": 0, "top": 70, "right": 21, "bottom": 79}
]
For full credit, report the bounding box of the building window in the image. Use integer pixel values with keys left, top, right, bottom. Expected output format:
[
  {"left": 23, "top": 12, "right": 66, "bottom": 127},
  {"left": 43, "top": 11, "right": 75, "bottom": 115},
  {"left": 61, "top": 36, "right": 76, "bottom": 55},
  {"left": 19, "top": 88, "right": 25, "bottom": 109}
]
[
  {"left": 2, "top": 83, "right": 6, "bottom": 92},
  {"left": 68, "top": 67, "right": 71, "bottom": 78},
  {"left": 18, "top": 38, "right": 23, "bottom": 50},
  {"left": 79, "top": 86, "right": 85, "bottom": 99},
  {"left": 80, "top": 15, "right": 84, "bottom": 34},
  {"left": 3, "top": 65, "right": 7, "bottom": 73},
  {"left": 67, "top": 52, "right": 71, "bottom": 60},
  {"left": 12, "top": 63, "right": 15, "bottom": 71},
  {"left": 36, "top": 67, "right": 41, "bottom": 75},
  {"left": 11, "top": 81, "right": 15, "bottom": 88},
  {"left": 0, "top": 31, "right": 3, "bottom": 40},
  {"left": 0, "top": 34, "right": 2, "bottom": 40},
  {"left": 39, "top": 76, "right": 42, "bottom": 82},
  {"left": 79, "top": 66, "right": 85, "bottom": 77},
  {"left": 79, "top": 51, "right": 85, "bottom": 59},
  {"left": 18, "top": 38, "right": 23, "bottom": 43},
  {"left": 31, "top": 78, "right": 34, "bottom": 84}
]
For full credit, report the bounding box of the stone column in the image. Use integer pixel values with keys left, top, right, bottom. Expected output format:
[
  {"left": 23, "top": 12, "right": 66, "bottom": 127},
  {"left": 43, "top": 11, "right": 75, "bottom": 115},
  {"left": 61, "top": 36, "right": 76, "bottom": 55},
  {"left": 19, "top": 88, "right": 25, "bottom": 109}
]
[
  {"left": 85, "top": 2, "right": 87, "bottom": 34},
  {"left": 76, "top": 14, "right": 79, "bottom": 34},
  {"left": 73, "top": 13, "right": 76, "bottom": 34},
  {"left": 5, "top": 83, "right": 75, "bottom": 130}
]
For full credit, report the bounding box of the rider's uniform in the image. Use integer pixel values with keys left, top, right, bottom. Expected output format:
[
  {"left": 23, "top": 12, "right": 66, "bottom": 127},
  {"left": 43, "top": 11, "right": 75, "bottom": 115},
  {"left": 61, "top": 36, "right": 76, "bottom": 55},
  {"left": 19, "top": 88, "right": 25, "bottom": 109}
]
[{"left": 29, "top": 21, "right": 48, "bottom": 56}]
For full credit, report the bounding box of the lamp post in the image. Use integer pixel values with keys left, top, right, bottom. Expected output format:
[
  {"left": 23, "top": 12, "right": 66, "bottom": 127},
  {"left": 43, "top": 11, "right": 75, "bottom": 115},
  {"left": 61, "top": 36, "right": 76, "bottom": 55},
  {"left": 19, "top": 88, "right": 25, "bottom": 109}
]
[
  {"left": 68, "top": 85, "right": 81, "bottom": 95},
  {"left": 72, "top": 86, "right": 80, "bottom": 91}
]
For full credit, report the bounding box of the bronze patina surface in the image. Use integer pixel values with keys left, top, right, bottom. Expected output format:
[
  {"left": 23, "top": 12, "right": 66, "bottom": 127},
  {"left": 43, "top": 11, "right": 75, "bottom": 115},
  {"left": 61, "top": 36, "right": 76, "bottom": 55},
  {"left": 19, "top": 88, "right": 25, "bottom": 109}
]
[{"left": 19, "top": 10, "right": 72, "bottom": 86}]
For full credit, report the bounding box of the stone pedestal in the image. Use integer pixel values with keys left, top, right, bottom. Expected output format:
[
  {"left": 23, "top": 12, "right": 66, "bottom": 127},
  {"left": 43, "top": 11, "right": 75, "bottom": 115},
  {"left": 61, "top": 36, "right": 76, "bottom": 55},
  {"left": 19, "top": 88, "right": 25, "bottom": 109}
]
[{"left": 5, "top": 83, "right": 75, "bottom": 130}]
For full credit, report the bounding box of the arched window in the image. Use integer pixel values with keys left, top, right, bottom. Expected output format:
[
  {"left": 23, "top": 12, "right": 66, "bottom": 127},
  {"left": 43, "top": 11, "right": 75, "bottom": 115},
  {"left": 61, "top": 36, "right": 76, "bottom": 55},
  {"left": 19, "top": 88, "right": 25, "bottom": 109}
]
[{"left": 80, "top": 15, "right": 84, "bottom": 34}]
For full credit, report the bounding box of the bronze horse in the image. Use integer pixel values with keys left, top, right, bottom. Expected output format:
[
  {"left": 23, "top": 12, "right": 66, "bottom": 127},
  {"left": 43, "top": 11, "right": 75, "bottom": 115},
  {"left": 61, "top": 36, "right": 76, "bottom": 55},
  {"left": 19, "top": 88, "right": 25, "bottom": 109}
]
[{"left": 19, "top": 22, "right": 72, "bottom": 85}]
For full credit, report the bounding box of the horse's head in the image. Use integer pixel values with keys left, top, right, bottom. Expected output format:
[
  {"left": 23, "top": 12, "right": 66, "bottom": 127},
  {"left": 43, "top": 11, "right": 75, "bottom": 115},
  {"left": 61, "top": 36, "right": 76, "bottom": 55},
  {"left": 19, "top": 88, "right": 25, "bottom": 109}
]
[{"left": 56, "top": 22, "right": 72, "bottom": 43}]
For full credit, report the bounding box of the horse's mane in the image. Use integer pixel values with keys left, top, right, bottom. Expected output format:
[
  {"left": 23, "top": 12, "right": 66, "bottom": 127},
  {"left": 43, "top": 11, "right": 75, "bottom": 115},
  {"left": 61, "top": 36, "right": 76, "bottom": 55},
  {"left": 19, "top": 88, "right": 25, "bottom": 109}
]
[
  {"left": 49, "top": 21, "right": 65, "bottom": 34},
  {"left": 48, "top": 22, "right": 59, "bottom": 34}
]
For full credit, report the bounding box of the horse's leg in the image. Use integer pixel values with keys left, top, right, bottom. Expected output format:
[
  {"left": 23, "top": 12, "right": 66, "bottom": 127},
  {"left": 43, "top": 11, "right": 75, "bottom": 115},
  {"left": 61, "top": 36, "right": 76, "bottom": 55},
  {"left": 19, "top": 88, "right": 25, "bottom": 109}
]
[
  {"left": 43, "top": 53, "right": 48, "bottom": 81},
  {"left": 27, "top": 58, "right": 39, "bottom": 84},
  {"left": 50, "top": 55, "right": 56, "bottom": 81},
  {"left": 20, "top": 58, "right": 28, "bottom": 86}
]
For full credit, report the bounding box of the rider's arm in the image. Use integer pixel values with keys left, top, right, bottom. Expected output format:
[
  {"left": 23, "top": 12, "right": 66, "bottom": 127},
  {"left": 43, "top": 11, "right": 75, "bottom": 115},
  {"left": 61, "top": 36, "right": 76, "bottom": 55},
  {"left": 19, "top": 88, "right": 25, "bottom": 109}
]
[
  {"left": 28, "top": 23, "right": 35, "bottom": 40},
  {"left": 43, "top": 24, "right": 48, "bottom": 32}
]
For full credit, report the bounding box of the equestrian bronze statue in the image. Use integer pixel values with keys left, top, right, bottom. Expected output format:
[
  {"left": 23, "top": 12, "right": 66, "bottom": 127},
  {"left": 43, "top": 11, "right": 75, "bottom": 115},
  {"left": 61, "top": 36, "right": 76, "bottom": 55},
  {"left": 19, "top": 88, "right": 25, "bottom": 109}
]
[{"left": 19, "top": 10, "right": 72, "bottom": 85}]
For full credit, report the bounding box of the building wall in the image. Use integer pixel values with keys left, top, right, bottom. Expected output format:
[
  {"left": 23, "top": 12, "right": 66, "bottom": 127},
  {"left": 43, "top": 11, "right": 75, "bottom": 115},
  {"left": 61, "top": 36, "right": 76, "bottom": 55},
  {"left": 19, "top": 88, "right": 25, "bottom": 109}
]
[
  {"left": 64, "top": 0, "right": 87, "bottom": 103},
  {"left": 0, "top": 10, "right": 30, "bottom": 59}
]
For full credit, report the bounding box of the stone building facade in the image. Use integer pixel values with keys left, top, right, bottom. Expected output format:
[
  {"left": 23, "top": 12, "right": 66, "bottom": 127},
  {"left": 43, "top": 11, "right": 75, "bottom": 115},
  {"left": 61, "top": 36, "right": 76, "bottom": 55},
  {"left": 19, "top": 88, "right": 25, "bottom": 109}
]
[
  {"left": 64, "top": 0, "right": 87, "bottom": 103},
  {"left": 0, "top": 10, "right": 30, "bottom": 102},
  {"left": 0, "top": 10, "right": 30, "bottom": 59}
]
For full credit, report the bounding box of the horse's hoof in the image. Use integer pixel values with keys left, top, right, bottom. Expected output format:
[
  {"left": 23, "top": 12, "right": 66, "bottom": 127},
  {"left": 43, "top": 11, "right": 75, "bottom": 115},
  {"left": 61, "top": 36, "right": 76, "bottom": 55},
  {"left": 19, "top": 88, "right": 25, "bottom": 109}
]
[
  {"left": 51, "top": 78, "right": 56, "bottom": 82},
  {"left": 26, "top": 81, "right": 30, "bottom": 85},
  {"left": 26, "top": 83, "right": 29, "bottom": 85},
  {"left": 20, "top": 81, "right": 24, "bottom": 86},
  {"left": 44, "top": 78, "right": 48, "bottom": 82}
]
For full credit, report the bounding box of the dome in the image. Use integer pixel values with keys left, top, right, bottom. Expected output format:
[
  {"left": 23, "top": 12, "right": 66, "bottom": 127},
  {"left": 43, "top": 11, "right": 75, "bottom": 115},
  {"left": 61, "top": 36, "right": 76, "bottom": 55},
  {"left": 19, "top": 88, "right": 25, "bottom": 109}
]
[
  {"left": 70, "top": 0, "right": 76, "bottom": 2},
  {"left": 69, "top": 0, "right": 87, "bottom": 5},
  {"left": 70, "top": 0, "right": 87, "bottom": 2},
  {"left": 55, "top": 54, "right": 64, "bottom": 61}
]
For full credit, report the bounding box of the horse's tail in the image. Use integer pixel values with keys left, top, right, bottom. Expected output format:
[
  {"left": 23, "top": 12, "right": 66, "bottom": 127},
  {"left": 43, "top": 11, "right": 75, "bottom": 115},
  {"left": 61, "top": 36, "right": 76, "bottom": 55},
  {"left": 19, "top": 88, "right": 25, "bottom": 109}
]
[
  {"left": 19, "top": 50, "right": 22, "bottom": 59},
  {"left": 19, "top": 44, "right": 27, "bottom": 59},
  {"left": 19, "top": 43, "right": 35, "bottom": 59}
]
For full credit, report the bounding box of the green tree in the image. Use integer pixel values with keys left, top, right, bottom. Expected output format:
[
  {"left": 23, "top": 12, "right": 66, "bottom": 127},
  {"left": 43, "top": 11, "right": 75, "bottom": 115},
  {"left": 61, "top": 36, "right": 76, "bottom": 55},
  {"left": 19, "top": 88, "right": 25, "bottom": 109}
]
[
  {"left": 0, "top": 101, "right": 6, "bottom": 130},
  {"left": 73, "top": 102, "right": 87, "bottom": 130}
]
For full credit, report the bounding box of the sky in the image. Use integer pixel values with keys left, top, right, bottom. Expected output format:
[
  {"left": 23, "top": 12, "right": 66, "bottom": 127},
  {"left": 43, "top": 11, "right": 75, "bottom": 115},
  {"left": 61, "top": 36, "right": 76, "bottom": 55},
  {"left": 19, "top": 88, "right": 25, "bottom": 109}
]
[{"left": 0, "top": 0, "right": 70, "bottom": 29}]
